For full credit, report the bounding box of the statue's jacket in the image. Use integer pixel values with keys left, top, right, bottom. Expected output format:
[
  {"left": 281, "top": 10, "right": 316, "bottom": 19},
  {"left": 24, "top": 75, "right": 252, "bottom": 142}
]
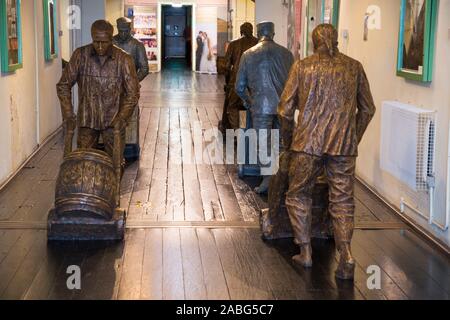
[
  {"left": 278, "top": 52, "right": 376, "bottom": 157},
  {"left": 225, "top": 35, "right": 258, "bottom": 87},
  {"left": 235, "top": 39, "right": 294, "bottom": 115},
  {"left": 57, "top": 44, "right": 140, "bottom": 130},
  {"left": 113, "top": 35, "right": 149, "bottom": 82}
]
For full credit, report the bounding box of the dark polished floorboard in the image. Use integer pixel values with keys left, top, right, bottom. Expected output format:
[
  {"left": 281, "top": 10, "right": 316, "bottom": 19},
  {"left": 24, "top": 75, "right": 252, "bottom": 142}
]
[{"left": 0, "top": 65, "right": 449, "bottom": 300}]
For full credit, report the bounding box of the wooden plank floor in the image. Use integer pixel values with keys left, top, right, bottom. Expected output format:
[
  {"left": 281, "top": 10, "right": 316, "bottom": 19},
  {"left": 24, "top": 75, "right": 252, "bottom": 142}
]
[{"left": 0, "top": 60, "right": 448, "bottom": 300}]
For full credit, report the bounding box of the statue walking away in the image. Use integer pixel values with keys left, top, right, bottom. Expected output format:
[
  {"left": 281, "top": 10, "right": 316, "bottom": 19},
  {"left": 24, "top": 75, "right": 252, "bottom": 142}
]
[
  {"left": 278, "top": 24, "right": 376, "bottom": 280},
  {"left": 235, "top": 22, "right": 294, "bottom": 194},
  {"left": 220, "top": 22, "right": 258, "bottom": 132}
]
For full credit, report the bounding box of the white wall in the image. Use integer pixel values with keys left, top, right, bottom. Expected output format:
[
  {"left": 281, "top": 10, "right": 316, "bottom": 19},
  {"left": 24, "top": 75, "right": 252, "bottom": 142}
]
[
  {"left": 231, "top": 0, "right": 256, "bottom": 40},
  {"left": 0, "top": 0, "right": 63, "bottom": 187},
  {"left": 106, "top": 0, "right": 125, "bottom": 33},
  {"left": 36, "top": 0, "right": 64, "bottom": 143},
  {"left": 338, "top": 0, "right": 450, "bottom": 246},
  {"left": 255, "top": 0, "right": 289, "bottom": 47}
]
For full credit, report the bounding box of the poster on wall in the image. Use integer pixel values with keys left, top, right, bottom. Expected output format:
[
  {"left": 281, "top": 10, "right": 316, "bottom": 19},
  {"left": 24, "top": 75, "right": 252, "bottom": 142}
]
[
  {"left": 43, "top": 0, "right": 58, "bottom": 61},
  {"left": 396, "top": 0, "right": 437, "bottom": 82},
  {"left": 130, "top": 6, "right": 158, "bottom": 72},
  {"left": 195, "top": 6, "right": 218, "bottom": 74},
  {"left": 0, "top": 0, "right": 23, "bottom": 73}
]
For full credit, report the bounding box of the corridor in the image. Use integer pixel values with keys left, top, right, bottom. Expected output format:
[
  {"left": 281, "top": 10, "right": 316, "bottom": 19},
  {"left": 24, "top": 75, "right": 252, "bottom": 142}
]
[{"left": 0, "top": 68, "right": 449, "bottom": 300}]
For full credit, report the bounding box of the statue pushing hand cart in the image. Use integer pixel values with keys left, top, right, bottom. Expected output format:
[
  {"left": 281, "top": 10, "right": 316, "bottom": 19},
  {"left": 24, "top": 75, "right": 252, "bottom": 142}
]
[{"left": 47, "top": 20, "right": 140, "bottom": 241}]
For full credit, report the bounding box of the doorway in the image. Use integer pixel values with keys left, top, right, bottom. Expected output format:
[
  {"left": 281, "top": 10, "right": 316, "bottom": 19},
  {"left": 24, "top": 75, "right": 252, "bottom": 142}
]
[
  {"left": 161, "top": 4, "right": 193, "bottom": 70},
  {"left": 304, "top": 0, "right": 340, "bottom": 57}
]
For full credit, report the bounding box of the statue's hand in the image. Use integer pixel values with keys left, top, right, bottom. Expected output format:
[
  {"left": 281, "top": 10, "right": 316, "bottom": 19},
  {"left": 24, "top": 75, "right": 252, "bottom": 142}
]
[{"left": 111, "top": 117, "right": 127, "bottom": 132}]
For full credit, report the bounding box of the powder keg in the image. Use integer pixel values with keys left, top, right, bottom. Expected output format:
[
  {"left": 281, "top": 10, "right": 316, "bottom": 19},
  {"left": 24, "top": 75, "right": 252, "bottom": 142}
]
[{"left": 54, "top": 148, "right": 117, "bottom": 220}]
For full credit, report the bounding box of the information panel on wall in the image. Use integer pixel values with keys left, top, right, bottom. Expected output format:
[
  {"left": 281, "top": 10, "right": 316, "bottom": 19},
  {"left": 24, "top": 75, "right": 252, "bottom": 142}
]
[{"left": 128, "top": 5, "right": 159, "bottom": 72}]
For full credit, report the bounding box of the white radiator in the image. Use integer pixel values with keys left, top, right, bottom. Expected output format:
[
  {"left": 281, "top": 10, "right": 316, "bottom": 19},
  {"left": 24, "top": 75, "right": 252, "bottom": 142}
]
[{"left": 380, "top": 101, "right": 436, "bottom": 191}]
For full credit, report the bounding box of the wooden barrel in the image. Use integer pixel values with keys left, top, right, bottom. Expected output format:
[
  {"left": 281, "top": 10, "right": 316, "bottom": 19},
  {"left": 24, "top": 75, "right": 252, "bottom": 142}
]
[{"left": 55, "top": 149, "right": 117, "bottom": 220}]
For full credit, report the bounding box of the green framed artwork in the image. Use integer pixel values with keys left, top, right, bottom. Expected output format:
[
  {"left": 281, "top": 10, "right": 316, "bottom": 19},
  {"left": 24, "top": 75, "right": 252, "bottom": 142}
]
[
  {"left": 43, "top": 0, "right": 58, "bottom": 60},
  {"left": 0, "top": 0, "right": 23, "bottom": 73},
  {"left": 397, "top": 0, "right": 438, "bottom": 82},
  {"left": 304, "top": 0, "right": 340, "bottom": 57}
]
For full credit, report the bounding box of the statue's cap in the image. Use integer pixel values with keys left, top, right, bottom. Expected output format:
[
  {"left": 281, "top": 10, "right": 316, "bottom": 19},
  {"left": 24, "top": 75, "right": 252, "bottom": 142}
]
[
  {"left": 117, "top": 17, "right": 132, "bottom": 28},
  {"left": 256, "top": 21, "right": 275, "bottom": 36}
]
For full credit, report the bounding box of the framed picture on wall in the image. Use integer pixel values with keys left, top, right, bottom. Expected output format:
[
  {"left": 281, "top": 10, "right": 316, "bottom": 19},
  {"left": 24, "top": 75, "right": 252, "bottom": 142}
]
[
  {"left": 397, "top": 0, "right": 438, "bottom": 82},
  {"left": 304, "top": 0, "right": 340, "bottom": 57},
  {"left": 0, "top": 0, "right": 23, "bottom": 73},
  {"left": 43, "top": 0, "right": 58, "bottom": 60}
]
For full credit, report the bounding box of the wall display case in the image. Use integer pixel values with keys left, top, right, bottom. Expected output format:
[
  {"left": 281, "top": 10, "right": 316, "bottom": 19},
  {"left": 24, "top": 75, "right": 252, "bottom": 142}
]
[
  {"left": 396, "top": 0, "right": 438, "bottom": 82},
  {"left": 304, "top": 0, "right": 340, "bottom": 57},
  {"left": 43, "top": 0, "right": 58, "bottom": 61},
  {"left": 0, "top": 0, "right": 22, "bottom": 73},
  {"left": 127, "top": 5, "right": 159, "bottom": 72}
]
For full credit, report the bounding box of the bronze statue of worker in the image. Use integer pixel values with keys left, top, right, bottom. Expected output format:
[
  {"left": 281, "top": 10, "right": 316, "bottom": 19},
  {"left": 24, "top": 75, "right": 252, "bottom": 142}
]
[
  {"left": 278, "top": 24, "right": 376, "bottom": 280},
  {"left": 219, "top": 22, "right": 258, "bottom": 132},
  {"left": 57, "top": 20, "right": 140, "bottom": 169},
  {"left": 113, "top": 17, "right": 149, "bottom": 162},
  {"left": 113, "top": 17, "right": 149, "bottom": 82},
  {"left": 235, "top": 21, "right": 294, "bottom": 194}
]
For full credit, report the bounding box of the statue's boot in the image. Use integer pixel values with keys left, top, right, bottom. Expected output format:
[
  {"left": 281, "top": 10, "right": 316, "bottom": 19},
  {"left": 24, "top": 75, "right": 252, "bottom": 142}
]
[
  {"left": 292, "top": 243, "right": 313, "bottom": 268},
  {"left": 255, "top": 176, "right": 271, "bottom": 195},
  {"left": 335, "top": 243, "right": 355, "bottom": 280}
]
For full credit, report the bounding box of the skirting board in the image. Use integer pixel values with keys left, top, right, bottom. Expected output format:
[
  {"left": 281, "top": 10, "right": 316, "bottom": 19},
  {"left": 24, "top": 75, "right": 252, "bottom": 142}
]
[{"left": 356, "top": 176, "right": 450, "bottom": 258}]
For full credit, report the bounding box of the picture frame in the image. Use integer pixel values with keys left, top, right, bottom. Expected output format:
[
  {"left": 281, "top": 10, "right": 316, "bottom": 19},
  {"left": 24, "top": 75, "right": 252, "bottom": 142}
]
[
  {"left": 396, "top": 0, "right": 438, "bottom": 82},
  {"left": 43, "top": 0, "right": 58, "bottom": 61},
  {"left": 304, "top": 0, "right": 340, "bottom": 57},
  {"left": 0, "top": 0, "right": 23, "bottom": 73}
]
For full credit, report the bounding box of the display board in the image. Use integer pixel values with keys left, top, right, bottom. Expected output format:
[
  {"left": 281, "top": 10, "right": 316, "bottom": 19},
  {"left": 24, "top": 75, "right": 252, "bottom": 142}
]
[{"left": 128, "top": 5, "right": 159, "bottom": 72}]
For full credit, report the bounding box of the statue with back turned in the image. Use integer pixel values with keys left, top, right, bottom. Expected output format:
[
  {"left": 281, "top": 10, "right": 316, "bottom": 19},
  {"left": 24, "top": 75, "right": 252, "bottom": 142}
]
[
  {"left": 219, "top": 22, "right": 258, "bottom": 132},
  {"left": 278, "top": 24, "right": 376, "bottom": 280},
  {"left": 235, "top": 21, "right": 294, "bottom": 194}
]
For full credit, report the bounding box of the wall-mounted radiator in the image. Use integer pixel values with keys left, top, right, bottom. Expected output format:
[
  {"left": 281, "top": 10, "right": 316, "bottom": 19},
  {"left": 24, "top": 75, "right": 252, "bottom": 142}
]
[
  {"left": 381, "top": 101, "right": 436, "bottom": 192},
  {"left": 380, "top": 101, "right": 446, "bottom": 230}
]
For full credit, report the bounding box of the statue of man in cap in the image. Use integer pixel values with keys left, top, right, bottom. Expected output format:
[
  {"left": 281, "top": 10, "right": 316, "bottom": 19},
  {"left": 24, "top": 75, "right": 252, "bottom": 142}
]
[
  {"left": 220, "top": 22, "right": 258, "bottom": 132},
  {"left": 57, "top": 20, "right": 140, "bottom": 166},
  {"left": 235, "top": 21, "right": 294, "bottom": 194},
  {"left": 113, "top": 17, "right": 149, "bottom": 82},
  {"left": 278, "top": 24, "right": 376, "bottom": 280},
  {"left": 113, "top": 17, "right": 149, "bottom": 161}
]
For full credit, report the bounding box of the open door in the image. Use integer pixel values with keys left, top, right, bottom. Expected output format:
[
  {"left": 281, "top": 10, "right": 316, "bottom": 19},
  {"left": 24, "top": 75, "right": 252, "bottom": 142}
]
[
  {"left": 304, "top": 0, "right": 340, "bottom": 57},
  {"left": 160, "top": 4, "right": 193, "bottom": 70}
]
